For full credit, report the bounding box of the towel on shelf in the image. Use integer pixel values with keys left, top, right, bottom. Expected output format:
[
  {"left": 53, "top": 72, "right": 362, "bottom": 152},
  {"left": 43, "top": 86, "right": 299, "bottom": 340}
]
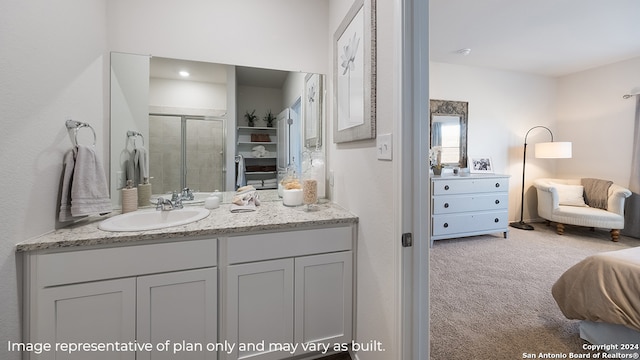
[
  {"left": 251, "top": 145, "right": 269, "bottom": 158},
  {"left": 133, "top": 146, "right": 148, "bottom": 183},
  {"left": 59, "top": 145, "right": 112, "bottom": 221},
  {"left": 230, "top": 185, "right": 261, "bottom": 213},
  {"left": 236, "top": 155, "right": 246, "bottom": 188},
  {"left": 247, "top": 180, "right": 263, "bottom": 186},
  {"left": 263, "top": 178, "right": 278, "bottom": 185}
]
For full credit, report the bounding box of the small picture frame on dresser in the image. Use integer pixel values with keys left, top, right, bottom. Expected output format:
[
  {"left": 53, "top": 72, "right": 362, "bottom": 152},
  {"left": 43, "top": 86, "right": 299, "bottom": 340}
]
[{"left": 470, "top": 157, "right": 494, "bottom": 173}]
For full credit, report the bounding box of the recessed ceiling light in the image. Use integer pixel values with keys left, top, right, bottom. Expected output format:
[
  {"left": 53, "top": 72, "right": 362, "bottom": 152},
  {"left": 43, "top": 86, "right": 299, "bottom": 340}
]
[
  {"left": 179, "top": 71, "right": 190, "bottom": 77},
  {"left": 456, "top": 48, "right": 471, "bottom": 56}
]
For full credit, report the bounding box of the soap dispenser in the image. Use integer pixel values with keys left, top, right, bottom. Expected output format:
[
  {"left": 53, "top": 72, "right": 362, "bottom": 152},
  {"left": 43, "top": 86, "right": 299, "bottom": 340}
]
[{"left": 121, "top": 180, "right": 138, "bottom": 213}]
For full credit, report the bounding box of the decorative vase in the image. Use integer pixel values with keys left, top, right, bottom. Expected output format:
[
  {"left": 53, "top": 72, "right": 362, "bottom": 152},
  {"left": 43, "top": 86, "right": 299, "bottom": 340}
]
[{"left": 432, "top": 166, "right": 442, "bottom": 176}]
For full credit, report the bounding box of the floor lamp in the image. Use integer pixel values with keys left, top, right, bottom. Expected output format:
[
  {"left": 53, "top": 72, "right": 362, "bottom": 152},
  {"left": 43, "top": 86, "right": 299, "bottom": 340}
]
[{"left": 510, "top": 126, "right": 572, "bottom": 230}]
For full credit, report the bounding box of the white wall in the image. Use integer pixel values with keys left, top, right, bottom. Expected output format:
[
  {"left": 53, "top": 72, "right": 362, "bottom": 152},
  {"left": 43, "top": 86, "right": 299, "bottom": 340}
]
[
  {"left": 0, "top": 1, "right": 109, "bottom": 359},
  {"left": 106, "top": 0, "right": 329, "bottom": 75},
  {"left": 327, "top": 1, "right": 399, "bottom": 358},
  {"left": 149, "top": 78, "right": 227, "bottom": 111},
  {"left": 555, "top": 56, "right": 640, "bottom": 186},
  {"left": 430, "top": 62, "right": 559, "bottom": 222}
]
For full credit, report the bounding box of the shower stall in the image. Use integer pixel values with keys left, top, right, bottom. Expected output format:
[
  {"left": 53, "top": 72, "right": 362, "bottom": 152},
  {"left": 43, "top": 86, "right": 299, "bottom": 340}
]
[{"left": 148, "top": 114, "right": 226, "bottom": 195}]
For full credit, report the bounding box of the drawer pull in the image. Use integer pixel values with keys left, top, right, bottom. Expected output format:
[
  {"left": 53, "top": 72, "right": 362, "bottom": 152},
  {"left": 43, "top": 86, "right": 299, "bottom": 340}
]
[
  {"left": 494, "top": 218, "right": 499, "bottom": 223},
  {"left": 444, "top": 185, "right": 450, "bottom": 191},
  {"left": 495, "top": 183, "right": 500, "bottom": 188},
  {"left": 443, "top": 223, "right": 449, "bottom": 228},
  {"left": 444, "top": 203, "right": 449, "bottom": 208},
  {"left": 495, "top": 199, "right": 500, "bottom": 204}
]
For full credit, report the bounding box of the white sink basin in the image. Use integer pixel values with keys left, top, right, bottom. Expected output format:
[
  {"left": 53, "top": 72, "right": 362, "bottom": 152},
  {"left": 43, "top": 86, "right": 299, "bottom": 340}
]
[{"left": 99, "top": 208, "right": 210, "bottom": 232}]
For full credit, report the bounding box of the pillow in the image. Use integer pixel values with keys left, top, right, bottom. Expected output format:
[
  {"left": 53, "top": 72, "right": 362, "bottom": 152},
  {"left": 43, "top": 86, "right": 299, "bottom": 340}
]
[{"left": 551, "top": 183, "right": 587, "bottom": 207}]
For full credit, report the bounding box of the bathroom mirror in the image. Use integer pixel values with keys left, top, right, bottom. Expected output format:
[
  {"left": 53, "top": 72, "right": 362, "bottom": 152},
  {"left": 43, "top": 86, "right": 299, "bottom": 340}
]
[
  {"left": 110, "top": 52, "right": 325, "bottom": 208},
  {"left": 429, "top": 99, "right": 468, "bottom": 167}
]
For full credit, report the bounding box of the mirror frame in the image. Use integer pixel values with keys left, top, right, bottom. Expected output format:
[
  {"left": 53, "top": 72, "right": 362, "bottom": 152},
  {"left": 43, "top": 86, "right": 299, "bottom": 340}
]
[{"left": 429, "top": 99, "right": 468, "bottom": 167}]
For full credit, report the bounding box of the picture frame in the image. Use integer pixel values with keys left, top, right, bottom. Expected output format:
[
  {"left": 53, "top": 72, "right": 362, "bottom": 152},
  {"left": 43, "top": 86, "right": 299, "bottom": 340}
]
[
  {"left": 304, "top": 73, "right": 322, "bottom": 148},
  {"left": 333, "top": 0, "right": 377, "bottom": 143},
  {"left": 470, "top": 157, "right": 494, "bottom": 173}
]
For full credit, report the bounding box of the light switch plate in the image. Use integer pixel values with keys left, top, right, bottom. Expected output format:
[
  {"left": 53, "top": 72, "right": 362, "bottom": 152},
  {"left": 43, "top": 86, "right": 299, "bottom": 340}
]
[{"left": 377, "top": 133, "right": 392, "bottom": 160}]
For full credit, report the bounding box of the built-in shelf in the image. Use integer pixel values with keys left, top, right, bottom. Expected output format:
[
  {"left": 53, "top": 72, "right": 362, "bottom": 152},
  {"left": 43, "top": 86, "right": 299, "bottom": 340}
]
[{"left": 236, "top": 126, "right": 278, "bottom": 190}]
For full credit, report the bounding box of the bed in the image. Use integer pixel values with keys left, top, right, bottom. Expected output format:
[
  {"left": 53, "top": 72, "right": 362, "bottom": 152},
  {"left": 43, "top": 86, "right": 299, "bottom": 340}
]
[{"left": 552, "top": 247, "right": 640, "bottom": 352}]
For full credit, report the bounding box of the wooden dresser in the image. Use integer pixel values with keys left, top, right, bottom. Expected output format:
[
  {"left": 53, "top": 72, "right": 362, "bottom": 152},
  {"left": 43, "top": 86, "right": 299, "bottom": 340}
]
[{"left": 431, "top": 174, "right": 510, "bottom": 245}]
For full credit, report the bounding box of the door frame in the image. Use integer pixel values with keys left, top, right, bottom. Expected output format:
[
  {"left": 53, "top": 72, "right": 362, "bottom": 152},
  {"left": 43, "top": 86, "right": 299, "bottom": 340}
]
[{"left": 398, "top": 0, "right": 430, "bottom": 359}]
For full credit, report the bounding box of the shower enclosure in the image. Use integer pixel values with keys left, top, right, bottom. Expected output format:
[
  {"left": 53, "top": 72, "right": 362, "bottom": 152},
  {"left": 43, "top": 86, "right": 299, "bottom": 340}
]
[{"left": 149, "top": 114, "right": 226, "bottom": 195}]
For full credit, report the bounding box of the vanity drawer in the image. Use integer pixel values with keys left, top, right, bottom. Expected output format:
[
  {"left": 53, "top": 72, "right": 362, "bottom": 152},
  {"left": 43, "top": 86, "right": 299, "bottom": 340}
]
[
  {"left": 36, "top": 238, "right": 217, "bottom": 287},
  {"left": 432, "top": 193, "right": 508, "bottom": 214},
  {"left": 432, "top": 177, "right": 508, "bottom": 195},
  {"left": 432, "top": 211, "right": 508, "bottom": 236},
  {"left": 227, "top": 226, "right": 353, "bottom": 264}
]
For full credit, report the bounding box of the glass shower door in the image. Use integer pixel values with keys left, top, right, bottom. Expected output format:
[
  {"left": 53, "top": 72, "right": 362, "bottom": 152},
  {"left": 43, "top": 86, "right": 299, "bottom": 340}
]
[
  {"left": 185, "top": 117, "right": 225, "bottom": 193},
  {"left": 149, "top": 114, "right": 225, "bottom": 196}
]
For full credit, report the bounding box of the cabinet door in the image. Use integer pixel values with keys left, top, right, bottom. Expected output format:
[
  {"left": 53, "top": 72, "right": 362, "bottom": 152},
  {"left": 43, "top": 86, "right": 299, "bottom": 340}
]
[
  {"left": 294, "top": 251, "right": 353, "bottom": 355},
  {"left": 137, "top": 268, "right": 218, "bottom": 360},
  {"left": 37, "top": 278, "right": 136, "bottom": 360},
  {"left": 226, "top": 259, "right": 294, "bottom": 360}
]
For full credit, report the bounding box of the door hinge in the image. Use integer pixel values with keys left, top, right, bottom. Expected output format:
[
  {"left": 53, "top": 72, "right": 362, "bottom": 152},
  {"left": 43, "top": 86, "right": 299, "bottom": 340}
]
[{"left": 401, "top": 232, "right": 413, "bottom": 247}]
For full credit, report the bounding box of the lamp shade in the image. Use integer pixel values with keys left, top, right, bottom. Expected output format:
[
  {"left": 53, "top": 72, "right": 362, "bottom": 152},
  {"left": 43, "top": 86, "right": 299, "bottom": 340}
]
[{"left": 534, "top": 141, "right": 572, "bottom": 158}]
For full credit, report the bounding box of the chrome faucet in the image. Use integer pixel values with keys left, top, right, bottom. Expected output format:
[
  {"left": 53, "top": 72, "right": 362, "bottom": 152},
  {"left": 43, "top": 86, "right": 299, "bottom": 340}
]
[
  {"left": 155, "top": 196, "right": 184, "bottom": 211},
  {"left": 172, "top": 188, "right": 194, "bottom": 202}
]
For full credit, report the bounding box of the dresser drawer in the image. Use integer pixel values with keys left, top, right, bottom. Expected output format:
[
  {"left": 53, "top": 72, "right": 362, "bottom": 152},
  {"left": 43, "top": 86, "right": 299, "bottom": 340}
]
[
  {"left": 433, "top": 193, "right": 508, "bottom": 214},
  {"left": 432, "top": 211, "right": 508, "bottom": 236},
  {"left": 432, "top": 177, "right": 508, "bottom": 195}
]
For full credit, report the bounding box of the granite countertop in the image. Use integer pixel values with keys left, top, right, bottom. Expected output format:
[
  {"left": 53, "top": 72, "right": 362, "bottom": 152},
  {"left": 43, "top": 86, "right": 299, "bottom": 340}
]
[{"left": 16, "top": 191, "right": 358, "bottom": 253}]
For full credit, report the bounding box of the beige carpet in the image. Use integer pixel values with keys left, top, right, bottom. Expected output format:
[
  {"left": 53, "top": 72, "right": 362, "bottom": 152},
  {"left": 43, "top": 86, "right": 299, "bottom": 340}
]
[{"left": 429, "top": 223, "right": 639, "bottom": 360}]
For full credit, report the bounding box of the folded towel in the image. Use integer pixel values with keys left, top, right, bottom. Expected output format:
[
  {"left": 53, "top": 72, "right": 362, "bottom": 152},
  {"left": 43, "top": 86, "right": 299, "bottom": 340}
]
[
  {"left": 581, "top": 178, "right": 613, "bottom": 210},
  {"left": 263, "top": 178, "right": 278, "bottom": 184},
  {"left": 230, "top": 186, "right": 261, "bottom": 213},
  {"left": 59, "top": 145, "right": 112, "bottom": 221},
  {"left": 247, "top": 180, "right": 263, "bottom": 186},
  {"left": 134, "top": 146, "right": 148, "bottom": 183}
]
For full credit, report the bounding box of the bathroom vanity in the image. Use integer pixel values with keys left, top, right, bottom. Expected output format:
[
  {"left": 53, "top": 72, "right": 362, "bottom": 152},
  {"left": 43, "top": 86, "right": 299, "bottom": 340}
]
[{"left": 17, "top": 198, "right": 358, "bottom": 360}]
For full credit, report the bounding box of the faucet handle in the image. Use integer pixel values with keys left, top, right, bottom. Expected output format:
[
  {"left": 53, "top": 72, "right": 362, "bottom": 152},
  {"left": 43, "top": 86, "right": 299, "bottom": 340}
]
[{"left": 155, "top": 197, "right": 166, "bottom": 211}]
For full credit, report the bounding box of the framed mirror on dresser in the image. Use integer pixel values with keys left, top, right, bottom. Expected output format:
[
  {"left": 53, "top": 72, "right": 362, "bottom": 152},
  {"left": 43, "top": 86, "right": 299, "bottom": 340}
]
[{"left": 429, "top": 99, "right": 468, "bottom": 168}]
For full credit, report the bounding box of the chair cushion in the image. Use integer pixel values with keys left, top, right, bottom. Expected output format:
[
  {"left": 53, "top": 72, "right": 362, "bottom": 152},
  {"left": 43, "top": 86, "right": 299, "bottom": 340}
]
[
  {"left": 552, "top": 183, "right": 587, "bottom": 207},
  {"left": 552, "top": 205, "right": 625, "bottom": 229}
]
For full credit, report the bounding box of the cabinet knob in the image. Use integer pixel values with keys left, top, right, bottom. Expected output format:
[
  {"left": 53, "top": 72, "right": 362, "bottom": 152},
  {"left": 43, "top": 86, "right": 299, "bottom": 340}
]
[
  {"left": 444, "top": 185, "right": 450, "bottom": 191},
  {"left": 444, "top": 203, "right": 449, "bottom": 208},
  {"left": 495, "top": 199, "right": 500, "bottom": 204},
  {"left": 495, "top": 183, "right": 500, "bottom": 188},
  {"left": 494, "top": 218, "right": 499, "bottom": 223},
  {"left": 443, "top": 223, "right": 449, "bottom": 228}
]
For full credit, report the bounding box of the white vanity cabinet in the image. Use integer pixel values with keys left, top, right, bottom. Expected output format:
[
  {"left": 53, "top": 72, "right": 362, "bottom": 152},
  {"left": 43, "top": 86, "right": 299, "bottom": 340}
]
[
  {"left": 22, "top": 239, "right": 218, "bottom": 360},
  {"left": 431, "top": 175, "right": 510, "bottom": 245},
  {"left": 222, "top": 226, "right": 354, "bottom": 360}
]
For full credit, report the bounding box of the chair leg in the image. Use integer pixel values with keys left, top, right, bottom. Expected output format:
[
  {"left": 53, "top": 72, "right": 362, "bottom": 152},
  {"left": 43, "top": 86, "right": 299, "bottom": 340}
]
[
  {"left": 556, "top": 223, "right": 564, "bottom": 235},
  {"left": 610, "top": 229, "right": 620, "bottom": 242}
]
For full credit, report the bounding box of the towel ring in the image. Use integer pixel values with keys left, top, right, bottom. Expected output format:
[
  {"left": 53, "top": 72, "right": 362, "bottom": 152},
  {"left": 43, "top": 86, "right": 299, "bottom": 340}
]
[
  {"left": 65, "top": 120, "right": 96, "bottom": 147},
  {"left": 127, "top": 130, "right": 145, "bottom": 148}
]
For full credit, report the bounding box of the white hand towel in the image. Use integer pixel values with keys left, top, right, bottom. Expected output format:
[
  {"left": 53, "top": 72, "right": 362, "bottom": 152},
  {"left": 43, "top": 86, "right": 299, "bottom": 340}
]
[
  {"left": 134, "top": 146, "right": 148, "bottom": 183},
  {"left": 69, "top": 145, "right": 112, "bottom": 217},
  {"left": 236, "top": 155, "right": 246, "bottom": 188},
  {"left": 59, "top": 149, "right": 76, "bottom": 222}
]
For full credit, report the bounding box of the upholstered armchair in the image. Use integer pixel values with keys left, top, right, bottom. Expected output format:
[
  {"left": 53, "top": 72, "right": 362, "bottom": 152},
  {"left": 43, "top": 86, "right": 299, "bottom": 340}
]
[{"left": 533, "top": 178, "right": 632, "bottom": 241}]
